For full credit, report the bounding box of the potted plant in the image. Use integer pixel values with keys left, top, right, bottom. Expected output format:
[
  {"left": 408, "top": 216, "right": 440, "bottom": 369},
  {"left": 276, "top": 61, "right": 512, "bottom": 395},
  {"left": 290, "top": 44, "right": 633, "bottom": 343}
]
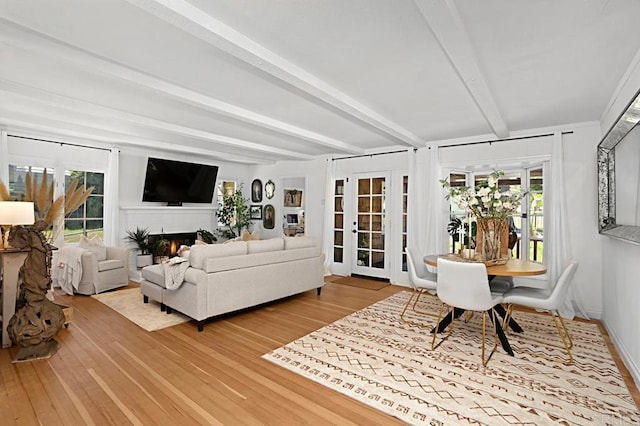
[
  {"left": 216, "top": 183, "right": 251, "bottom": 239},
  {"left": 150, "top": 237, "right": 169, "bottom": 264},
  {"left": 125, "top": 227, "right": 153, "bottom": 268}
]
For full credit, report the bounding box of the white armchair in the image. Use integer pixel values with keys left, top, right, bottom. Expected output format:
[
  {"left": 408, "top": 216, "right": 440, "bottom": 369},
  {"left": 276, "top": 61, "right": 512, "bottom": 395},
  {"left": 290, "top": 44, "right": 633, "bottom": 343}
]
[{"left": 76, "top": 246, "right": 129, "bottom": 295}]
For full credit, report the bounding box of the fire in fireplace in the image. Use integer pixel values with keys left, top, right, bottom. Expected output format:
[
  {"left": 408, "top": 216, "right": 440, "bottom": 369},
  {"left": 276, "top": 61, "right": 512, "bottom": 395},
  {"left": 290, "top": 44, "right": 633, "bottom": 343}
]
[{"left": 148, "top": 232, "right": 197, "bottom": 257}]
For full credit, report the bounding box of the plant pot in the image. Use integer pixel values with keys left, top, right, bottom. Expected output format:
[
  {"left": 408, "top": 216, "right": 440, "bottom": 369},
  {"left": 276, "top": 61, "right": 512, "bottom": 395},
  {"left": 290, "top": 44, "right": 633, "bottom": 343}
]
[{"left": 136, "top": 254, "right": 153, "bottom": 268}]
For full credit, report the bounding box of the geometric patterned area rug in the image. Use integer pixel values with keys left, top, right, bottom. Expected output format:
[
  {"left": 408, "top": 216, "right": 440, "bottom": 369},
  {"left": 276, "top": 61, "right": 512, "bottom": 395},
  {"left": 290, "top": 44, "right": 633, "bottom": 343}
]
[
  {"left": 92, "top": 287, "right": 190, "bottom": 332},
  {"left": 263, "top": 291, "right": 640, "bottom": 424}
]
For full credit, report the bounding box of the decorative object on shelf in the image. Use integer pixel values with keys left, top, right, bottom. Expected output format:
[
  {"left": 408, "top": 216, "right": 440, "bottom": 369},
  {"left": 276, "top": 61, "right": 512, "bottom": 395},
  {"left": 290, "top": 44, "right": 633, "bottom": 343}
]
[
  {"left": 250, "top": 205, "right": 262, "bottom": 220},
  {"left": 264, "top": 180, "right": 275, "bottom": 199},
  {"left": 441, "top": 170, "right": 526, "bottom": 264},
  {"left": 125, "top": 226, "right": 153, "bottom": 267},
  {"left": 283, "top": 189, "right": 302, "bottom": 207},
  {"left": 251, "top": 179, "right": 263, "bottom": 203},
  {"left": 263, "top": 204, "right": 275, "bottom": 229},
  {"left": 7, "top": 220, "right": 66, "bottom": 362}
]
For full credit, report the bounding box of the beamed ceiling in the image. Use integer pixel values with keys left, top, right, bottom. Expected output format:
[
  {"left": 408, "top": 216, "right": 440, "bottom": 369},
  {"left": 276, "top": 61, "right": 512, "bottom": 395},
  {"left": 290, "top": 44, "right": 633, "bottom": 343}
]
[{"left": 1, "top": 0, "right": 640, "bottom": 164}]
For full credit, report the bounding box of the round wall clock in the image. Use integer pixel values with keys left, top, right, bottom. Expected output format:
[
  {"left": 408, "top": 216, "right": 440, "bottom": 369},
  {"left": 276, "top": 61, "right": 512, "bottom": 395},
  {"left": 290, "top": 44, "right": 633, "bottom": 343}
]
[{"left": 264, "top": 179, "right": 275, "bottom": 199}]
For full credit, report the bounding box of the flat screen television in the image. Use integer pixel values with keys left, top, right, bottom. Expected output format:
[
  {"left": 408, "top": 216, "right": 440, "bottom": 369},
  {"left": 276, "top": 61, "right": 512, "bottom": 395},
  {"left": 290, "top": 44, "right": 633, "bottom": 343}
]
[{"left": 142, "top": 157, "right": 218, "bottom": 205}]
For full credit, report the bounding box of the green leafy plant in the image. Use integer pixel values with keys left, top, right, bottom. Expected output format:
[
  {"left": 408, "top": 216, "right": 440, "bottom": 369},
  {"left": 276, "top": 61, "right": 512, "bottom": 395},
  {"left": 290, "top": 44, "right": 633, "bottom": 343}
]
[
  {"left": 216, "top": 183, "right": 251, "bottom": 238},
  {"left": 447, "top": 217, "right": 476, "bottom": 248},
  {"left": 150, "top": 237, "right": 169, "bottom": 258},
  {"left": 125, "top": 226, "right": 151, "bottom": 255},
  {"left": 197, "top": 228, "right": 217, "bottom": 244}
]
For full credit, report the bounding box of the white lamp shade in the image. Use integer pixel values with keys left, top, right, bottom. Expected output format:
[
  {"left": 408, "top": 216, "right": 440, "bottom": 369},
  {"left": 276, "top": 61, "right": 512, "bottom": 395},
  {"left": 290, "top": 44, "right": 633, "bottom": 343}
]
[{"left": 0, "top": 201, "right": 35, "bottom": 225}]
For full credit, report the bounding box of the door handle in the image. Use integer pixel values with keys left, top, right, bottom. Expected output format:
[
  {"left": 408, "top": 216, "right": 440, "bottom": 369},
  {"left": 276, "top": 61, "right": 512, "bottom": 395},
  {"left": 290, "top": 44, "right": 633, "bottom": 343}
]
[{"left": 352, "top": 229, "right": 357, "bottom": 234}]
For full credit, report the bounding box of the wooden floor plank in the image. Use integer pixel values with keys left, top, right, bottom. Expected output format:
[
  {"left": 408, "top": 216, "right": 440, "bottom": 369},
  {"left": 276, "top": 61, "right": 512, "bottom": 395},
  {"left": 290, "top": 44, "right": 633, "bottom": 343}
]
[{"left": 0, "top": 279, "right": 636, "bottom": 425}]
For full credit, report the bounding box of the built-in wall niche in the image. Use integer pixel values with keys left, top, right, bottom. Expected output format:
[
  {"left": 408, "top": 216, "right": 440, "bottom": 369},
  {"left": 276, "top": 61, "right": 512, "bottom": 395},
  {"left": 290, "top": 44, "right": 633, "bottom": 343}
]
[{"left": 282, "top": 177, "right": 305, "bottom": 236}]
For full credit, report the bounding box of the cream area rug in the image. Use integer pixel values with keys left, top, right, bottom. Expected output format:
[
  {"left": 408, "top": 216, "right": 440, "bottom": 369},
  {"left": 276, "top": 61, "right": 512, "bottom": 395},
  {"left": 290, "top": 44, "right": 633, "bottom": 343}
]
[
  {"left": 92, "top": 288, "right": 189, "bottom": 332},
  {"left": 263, "top": 292, "right": 639, "bottom": 425}
]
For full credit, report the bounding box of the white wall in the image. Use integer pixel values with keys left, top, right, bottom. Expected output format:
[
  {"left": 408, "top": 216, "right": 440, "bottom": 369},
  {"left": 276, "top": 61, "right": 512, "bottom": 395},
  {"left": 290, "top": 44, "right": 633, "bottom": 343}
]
[
  {"left": 118, "top": 150, "right": 250, "bottom": 243},
  {"left": 599, "top": 56, "right": 640, "bottom": 387},
  {"left": 250, "top": 158, "right": 327, "bottom": 240}
]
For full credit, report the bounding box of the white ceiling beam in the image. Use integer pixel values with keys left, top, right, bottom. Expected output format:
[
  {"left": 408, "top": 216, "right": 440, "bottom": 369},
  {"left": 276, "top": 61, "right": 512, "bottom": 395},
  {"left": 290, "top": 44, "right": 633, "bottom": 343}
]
[
  {"left": 0, "top": 18, "right": 364, "bottom": 155},
  {"left": 0, "top": 116, "right": 272, "bottom": 165},
  {"left": 124, "top": 0, "right": 425, "bottom": 148},
  {"left": 0, "top": 80, "right": 313, "bottom": 161},
  {"left": 414, "top": 0, "right": 509, "bottom": 139}
]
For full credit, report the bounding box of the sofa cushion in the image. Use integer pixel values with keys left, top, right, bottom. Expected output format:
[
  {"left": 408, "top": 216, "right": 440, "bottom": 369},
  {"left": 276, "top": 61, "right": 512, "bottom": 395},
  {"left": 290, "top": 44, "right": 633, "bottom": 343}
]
[
  {"left": 189, "top": 241, "right": 248, "bottom": 269},
  {"left": 247, "top": 237, "right": 283, "bottom": 254},
  {"left": 97, "top": 259, "right": 124, "bottom": 272},
  {"left": 204, "top": 246, "right": 320, "bottom": 273},
  {"left": 79, "top": 235, "right": 107, "bottom": 261},
  {"left": 284, "top": 236, "right": 319, "bottom": 250},
  {"left": 141, "top": 264, "right": 166, "bottom": 288}
]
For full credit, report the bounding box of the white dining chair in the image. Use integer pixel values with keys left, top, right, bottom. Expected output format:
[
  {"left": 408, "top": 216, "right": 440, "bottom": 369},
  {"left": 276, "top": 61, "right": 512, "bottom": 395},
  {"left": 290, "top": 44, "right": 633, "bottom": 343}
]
[
  {"left": 500, "top": 261, "right": 578, "bottom": 364},
  {"left": 433, "top": 258, "right": 504, "bottom": 366},
  {"left": 401, "top": 247, "right": 438, "bottom": 328}
]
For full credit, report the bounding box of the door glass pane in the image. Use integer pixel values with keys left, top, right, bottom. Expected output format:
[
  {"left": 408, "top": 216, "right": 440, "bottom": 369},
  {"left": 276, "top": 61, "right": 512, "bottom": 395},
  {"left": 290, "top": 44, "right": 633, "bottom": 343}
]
[
  {"left": 371, "top": 251, "right": 384, "bottom": 269},
  {"left": 358, "top": 214, "right": 370, "bottom": 231},
  {"left": 372, "top": 178, "right": 384, "bottom": 194},
  {"left": 332, "top": 179, "right": 345, "bottom": 263},
  {"left": 371, "top": 214, "right": 382, "bottom": 232},
  {"left": 371, "top": 233, "right": 384, "bottom": 250},
  {"left": 358, "top": 179, "right": 370, "bottom": 195},
  {"left": 371, "top": 196, "right": 383, "bottom": 213},
  {"left": 357, "top": 250, "right": 369, "bottom": 266},
  {"left": 358, "top": 197, "right": 370, "bottom": 212}
]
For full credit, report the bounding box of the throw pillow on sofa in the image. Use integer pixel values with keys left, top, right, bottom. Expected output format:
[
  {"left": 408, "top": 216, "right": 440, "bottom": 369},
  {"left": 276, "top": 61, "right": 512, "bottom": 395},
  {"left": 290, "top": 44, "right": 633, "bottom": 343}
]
[
  {"left": 79, "top": 234, "right": 107, "bottom": 261},
  {"left": 241, "top": 229, "right": 260, "bottom": 241}
]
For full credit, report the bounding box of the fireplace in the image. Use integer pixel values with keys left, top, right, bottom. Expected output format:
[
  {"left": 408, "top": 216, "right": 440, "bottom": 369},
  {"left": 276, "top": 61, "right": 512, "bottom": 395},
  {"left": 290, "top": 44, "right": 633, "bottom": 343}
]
[{"left": 149, "top": 232, "right": 198, "bottom": 257}]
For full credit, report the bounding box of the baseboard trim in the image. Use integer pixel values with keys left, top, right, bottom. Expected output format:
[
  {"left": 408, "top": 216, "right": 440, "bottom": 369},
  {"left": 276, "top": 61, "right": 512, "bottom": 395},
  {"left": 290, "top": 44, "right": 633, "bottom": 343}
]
[{"left": 602, "top": 317, "right": 640, "bottom": 390}]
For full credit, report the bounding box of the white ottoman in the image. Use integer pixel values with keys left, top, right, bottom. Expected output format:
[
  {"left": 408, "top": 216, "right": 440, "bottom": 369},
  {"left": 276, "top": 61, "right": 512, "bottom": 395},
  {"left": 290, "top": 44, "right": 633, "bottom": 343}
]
[{"left": 140, "top": 264, "right": 166, "bottom": 311}]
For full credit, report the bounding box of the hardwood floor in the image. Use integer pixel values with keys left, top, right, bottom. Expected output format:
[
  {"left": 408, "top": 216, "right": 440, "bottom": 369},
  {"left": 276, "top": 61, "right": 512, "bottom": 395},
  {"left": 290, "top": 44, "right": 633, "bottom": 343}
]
[{"left": 0, "top": 277, "right": 637, "bottom": 425}]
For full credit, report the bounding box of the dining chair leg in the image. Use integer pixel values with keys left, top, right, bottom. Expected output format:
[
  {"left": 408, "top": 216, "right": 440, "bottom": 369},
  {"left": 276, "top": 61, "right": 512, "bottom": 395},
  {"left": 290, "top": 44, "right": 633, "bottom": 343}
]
[
  {"left": 401, "top": 290, "right": 436, "bottom": 329},
  {"left": 501, "top": 304, "right": 574, "bottom": 365},
  {"left": 431, "top": 304, "right": 454, "bottom": 350},
  {"left": 550, "top": 310, "right": 574, "bottom": 364},
  {"left": 481, "top": 309, "right": 499, "bottom": 367}
]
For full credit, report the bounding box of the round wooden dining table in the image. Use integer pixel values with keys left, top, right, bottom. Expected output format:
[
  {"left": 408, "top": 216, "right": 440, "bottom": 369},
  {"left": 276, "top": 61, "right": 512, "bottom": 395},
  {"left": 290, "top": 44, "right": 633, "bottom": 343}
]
[
  {"left": 424, "top": 254, "right": 547, "bottom": 277},
  {"left": 424, "top": 254, "right": 547, "bottom": 356}
]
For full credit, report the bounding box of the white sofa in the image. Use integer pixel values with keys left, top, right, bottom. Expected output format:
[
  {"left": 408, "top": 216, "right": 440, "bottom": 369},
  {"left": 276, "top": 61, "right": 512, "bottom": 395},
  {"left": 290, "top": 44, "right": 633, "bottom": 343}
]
[{"left": 140, "top": 236, "right": 325, "bottom": 331}]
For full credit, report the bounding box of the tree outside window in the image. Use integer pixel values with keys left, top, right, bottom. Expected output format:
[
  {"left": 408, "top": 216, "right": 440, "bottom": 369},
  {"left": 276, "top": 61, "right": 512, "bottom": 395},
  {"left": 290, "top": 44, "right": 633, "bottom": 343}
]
[{"left": 64, "top": 170, "right": 104, "bottom": 243}]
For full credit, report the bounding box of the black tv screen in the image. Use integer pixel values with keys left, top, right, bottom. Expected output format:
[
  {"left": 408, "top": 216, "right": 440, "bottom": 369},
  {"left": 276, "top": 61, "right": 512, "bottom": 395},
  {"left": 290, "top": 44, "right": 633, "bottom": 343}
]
[{"left": 142, "top": 157, "right": 218, "bottom": 205}]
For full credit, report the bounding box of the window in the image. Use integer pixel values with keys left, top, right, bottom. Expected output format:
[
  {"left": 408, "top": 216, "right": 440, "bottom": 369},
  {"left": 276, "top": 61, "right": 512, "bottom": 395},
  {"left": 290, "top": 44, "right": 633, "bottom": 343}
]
[
  {"left": 445, "top": 167, "right": 544, "bottom": 261},
  {"left": 64, "top": 170, "right": 104, "bottom": 243}
]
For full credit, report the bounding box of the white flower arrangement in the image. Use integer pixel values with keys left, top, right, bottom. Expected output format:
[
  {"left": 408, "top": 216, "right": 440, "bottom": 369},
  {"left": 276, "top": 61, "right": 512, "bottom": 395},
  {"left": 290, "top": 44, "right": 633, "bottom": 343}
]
[{"left": 440, "top": 170, "right": 526, "bottom": 219}]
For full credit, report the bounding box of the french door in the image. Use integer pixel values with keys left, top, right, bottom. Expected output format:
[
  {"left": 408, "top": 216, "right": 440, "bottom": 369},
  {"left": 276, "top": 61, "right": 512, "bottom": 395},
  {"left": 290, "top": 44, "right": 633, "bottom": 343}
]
[{"left": 351, "top": 172, "right": 390, "bottom": 279}]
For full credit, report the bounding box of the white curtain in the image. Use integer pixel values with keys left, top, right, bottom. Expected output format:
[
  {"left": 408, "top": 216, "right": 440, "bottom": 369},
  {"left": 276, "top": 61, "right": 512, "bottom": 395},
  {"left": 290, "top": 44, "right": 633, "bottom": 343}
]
[
  {"left": 424, "top": 145, "right": 444, "bottom": 255},
  {"left": 103, "top": 148, "right": 120, "bottom": 246},
  {"left": 547, "top": 132, "right": 588, "bottom": 319},
  {"left": 407, "top": 148, "right": 425, "bottom": 253},
  {"left": 321, "top": 158, "right": 337, "bottom": 275},
  {"left": 0, "top": 131, "right": 8, "bottom": 187}
]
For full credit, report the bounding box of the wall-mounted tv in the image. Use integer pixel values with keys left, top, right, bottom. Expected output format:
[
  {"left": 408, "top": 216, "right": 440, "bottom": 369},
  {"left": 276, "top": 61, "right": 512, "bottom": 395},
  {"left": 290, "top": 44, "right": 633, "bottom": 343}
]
[{"left": 142, "top": 157, "right": 218, "bottom": 205}]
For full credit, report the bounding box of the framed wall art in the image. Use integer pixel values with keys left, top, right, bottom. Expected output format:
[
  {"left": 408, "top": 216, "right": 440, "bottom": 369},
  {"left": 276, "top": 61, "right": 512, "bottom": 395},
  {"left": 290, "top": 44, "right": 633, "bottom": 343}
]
[
  {"left": 283, "top": 189, "right": 302, "bottom": 207},
  {"left": 264, "top": 180, "right": 275, "bottom": 199},
  {"left": 250, "top": 205, "right": 262, "bottom": 220},
  {"left": 263, "top": 204, "right": 275, "bottom": 229},
  {"left": 251, "top": 179, "right": 262, "bottom": 203}
]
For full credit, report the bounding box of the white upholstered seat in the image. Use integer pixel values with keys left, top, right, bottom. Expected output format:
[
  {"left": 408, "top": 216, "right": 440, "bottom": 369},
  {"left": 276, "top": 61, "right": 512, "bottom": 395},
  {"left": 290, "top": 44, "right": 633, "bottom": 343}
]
[
  {"left": 400, "top": 247, "right": 438, "bottom": 328},
  {"left": 433, "top": 258, "right": 504, "bottom": 366},
  {"left": 501, "top": 261, "right": 578, "bottom": 364}
]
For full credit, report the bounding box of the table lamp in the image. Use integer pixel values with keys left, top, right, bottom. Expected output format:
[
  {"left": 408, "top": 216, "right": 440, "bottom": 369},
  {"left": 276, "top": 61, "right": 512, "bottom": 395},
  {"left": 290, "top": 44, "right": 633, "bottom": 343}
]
[{"left": 0, "top": 201, "right": 35, "bottom": 249}]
